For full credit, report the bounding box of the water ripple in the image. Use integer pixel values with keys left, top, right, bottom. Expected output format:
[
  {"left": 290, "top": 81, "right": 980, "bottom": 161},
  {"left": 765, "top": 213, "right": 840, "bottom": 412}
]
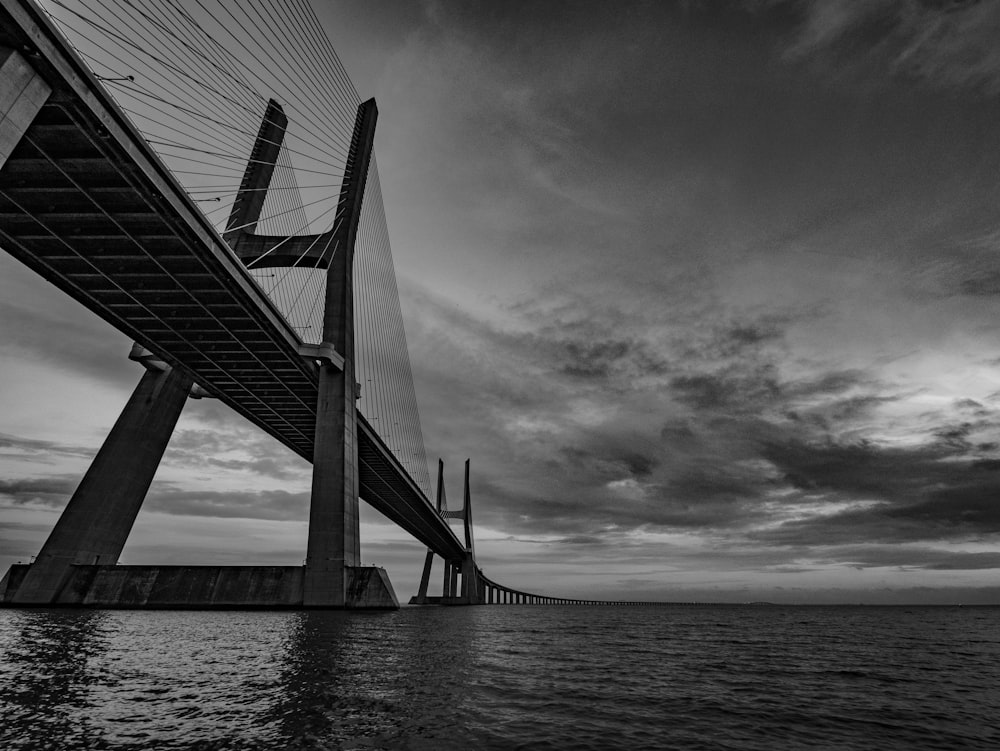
[{"left": 1, "top": 606, "right": 999, "bottom": 749}]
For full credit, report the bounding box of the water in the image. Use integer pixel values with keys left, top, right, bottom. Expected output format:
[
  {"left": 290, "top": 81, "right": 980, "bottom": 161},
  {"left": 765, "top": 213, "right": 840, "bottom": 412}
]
[{"left": 1, "top": 605, "right": 998, "bottom": 750}]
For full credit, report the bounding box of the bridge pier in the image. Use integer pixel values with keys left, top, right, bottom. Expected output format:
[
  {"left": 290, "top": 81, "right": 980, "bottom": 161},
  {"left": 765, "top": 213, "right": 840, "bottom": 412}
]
[
  {"left": 12, "top": 364, "right": 192, "bottom": 604},
  {"left": 300, "top": 99, "right": 397, "bottom": 608}
]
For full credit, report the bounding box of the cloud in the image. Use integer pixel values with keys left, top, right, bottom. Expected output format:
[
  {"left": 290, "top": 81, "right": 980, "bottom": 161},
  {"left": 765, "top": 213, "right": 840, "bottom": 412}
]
[
  {"left": 764, "top": 0, "right": 1000, "bottom": 94},
  {"left": 757, "top": 432, "right": 1000, "bottom": 545},
  {"left": 0, "top": 433, "right": 97, "bottom": 464},
  {"left": 0, "top": 474, "right": 309, "bottom": 522},
  {"left": 0, "top": 477, "right": 77, "bottom": 508},
  {"left": 163, "top": 426, "right": 308, "bottom": 482},
  {"left": 143, "top": 486, "right": 309, "bottom": 521},
  {"left": 402, "top": 272, "right": 1000, "bottom": 574},
  {"left": 960, "top": 271, "right": 1000, "bottom": 297},
  {"left": 0, "top": 293, "right": 135, "bottom": 389}
]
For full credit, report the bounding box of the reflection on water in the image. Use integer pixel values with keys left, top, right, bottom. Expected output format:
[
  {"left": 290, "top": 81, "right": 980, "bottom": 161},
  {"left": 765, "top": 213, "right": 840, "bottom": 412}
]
[
  {"left": 272, "top": 609, "right": 480, "bottom": 749},
  {"left": 1, "top": 606, "right": 999, "bottom": 750},
  {"left": 0, "top": 610, "right": 110, "bottom": 749}
]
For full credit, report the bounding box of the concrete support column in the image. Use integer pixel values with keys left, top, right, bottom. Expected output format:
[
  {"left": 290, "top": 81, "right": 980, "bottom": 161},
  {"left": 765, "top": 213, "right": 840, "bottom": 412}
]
[
  {"left": 415, "top": 550, "right": 433, "bottom": 604},
  {"left": 460, "top": 556, "right": 477, "bottom": 603},
  {"left": 449, "top": 562, "right": 459, "bottom": 600},
  {"left": 303, "top": 99, "right": 378, "bottom": 608},
  {"left": 1, "top": 48, "right": 51, "bottom": 170},
  {"left": 13, "top": 366, "right": 192, "bottom": 604},
  {"left": 304, "top": 342, "right": 360, "bottom": 606}
]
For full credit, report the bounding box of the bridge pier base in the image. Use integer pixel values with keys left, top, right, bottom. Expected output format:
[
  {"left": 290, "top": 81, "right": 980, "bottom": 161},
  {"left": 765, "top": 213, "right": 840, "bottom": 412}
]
[
  {"left": 343, "top": 566, "right": 398, "bottom": 609},
  {"left": 1, "top": 563, "right": 397, "bottom": 608}
]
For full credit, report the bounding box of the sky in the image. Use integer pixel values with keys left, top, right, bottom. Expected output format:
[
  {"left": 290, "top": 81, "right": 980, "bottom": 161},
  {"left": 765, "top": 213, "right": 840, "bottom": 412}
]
[{"left": 3, "top": 0, "right": 1000, "bottom": 604}]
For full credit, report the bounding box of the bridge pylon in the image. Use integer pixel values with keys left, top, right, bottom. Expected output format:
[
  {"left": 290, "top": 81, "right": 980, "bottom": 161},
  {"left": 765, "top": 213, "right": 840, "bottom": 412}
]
[
  {"left": 410, "top": 459, "right": 484, "bottom": 606},
  {"left": 223, "top": 96, "right": 396, "bottom": 609}
]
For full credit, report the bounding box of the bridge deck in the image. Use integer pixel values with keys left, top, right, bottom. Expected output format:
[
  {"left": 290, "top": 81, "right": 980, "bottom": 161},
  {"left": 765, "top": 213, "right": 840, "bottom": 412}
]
[{"left": 0, "top": 0, "right": 465, "bottom": 562}]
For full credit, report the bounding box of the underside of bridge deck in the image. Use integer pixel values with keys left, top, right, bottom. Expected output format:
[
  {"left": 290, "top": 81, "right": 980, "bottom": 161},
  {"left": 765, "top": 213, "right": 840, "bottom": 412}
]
[{"left": 0, "top": 0, "right": 467, "bottom": 604}]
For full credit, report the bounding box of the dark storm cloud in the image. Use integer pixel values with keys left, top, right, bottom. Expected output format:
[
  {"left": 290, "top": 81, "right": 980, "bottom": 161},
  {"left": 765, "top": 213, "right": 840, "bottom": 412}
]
[
  {"left": 757, "top": 433, "right": 1000, "bottom": 545},
  {"left": 719, "top": 322, "right": 783, "bottom": 351},
  {"left": 557, "top": 445, "right": 657, "bottom": 481},
  {"left": 558, "top": 339, "right": 632, "bottom": 379},
  {"left": 406, "top": 272, "right": 1000, "bottom": 562},
  {"left": 670, "top": 366, "right": 782, "bottom": 413}
]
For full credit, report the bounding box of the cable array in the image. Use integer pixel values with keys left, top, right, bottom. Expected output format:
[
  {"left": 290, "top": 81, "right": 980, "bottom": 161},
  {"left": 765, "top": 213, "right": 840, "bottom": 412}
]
[
  {"left": 355, "top": 159, "right": 433, "bottom": 496},
  {"left": 43, "top": 0, "right": 359, "bottom": 237},
  {"left": 41, "top": 0, "right": 434, "bottom": 494}
]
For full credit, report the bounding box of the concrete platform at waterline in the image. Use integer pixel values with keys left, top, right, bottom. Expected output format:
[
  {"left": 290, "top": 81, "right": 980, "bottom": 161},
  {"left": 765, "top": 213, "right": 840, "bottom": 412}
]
[{"left": 0, "top": 564, "right": 399, "bottom": 610}]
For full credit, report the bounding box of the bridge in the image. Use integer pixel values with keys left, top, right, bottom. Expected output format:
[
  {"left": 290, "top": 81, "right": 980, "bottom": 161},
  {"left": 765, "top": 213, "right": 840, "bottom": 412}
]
[{"left": 0, "top": 0, "right": 638, "bottom": 609}]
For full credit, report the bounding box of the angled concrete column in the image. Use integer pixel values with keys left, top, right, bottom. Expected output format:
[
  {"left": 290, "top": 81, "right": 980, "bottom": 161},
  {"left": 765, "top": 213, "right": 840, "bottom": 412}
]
[
  {"left": 0, "top": 48, "right": 51, "bottom": 170},
  {"left": 13, "top": 366, "right": 192, "bottom": 604},
  {"left": 223, "top": 98, "right": 287, "bottom": 248},
  {"left": 414, "top": 550, "right": 434, "bottom": 603},
  {"left": 411, "top": 460, "right": 445, "bottom": 604},
  {"left": 303, "top": 99, "right": 379, "bottom": 607}
]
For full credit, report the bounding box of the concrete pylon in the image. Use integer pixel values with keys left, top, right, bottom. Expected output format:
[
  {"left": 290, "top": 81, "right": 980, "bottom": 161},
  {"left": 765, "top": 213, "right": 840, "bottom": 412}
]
[
  {"left": 302, "top": 99, "right": 396, "bottom": 608},
  {"left": 210, "top": 95, "right": 396, "bottom": 608},
  {"left": 12, "top": 364, "right": 193, "bottom": 604}
]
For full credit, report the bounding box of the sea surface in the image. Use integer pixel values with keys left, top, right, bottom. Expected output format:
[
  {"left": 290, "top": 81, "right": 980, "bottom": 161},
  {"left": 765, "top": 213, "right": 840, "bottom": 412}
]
[{"left": 1, "top": 605, "right": 998, "bottom": 750}]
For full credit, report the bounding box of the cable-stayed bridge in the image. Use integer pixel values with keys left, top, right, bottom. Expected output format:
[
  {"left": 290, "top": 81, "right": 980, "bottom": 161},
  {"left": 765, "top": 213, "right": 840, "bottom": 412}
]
[
  {"left": 0, "top": 0, "right": 663, "bottom": 609},
  {"left": 0, "top": 0, "right": 593, "bottom": 609}
]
